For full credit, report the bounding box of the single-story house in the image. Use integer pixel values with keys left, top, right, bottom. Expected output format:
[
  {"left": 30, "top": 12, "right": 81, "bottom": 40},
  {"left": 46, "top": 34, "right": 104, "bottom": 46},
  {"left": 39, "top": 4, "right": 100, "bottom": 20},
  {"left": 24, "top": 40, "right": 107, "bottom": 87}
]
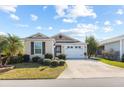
[
  {"left": 100, "top": 35, "right": 124, "bottom": 60},
  {"left": 24, "top": 33, "right": 87, "bottom": 59}
]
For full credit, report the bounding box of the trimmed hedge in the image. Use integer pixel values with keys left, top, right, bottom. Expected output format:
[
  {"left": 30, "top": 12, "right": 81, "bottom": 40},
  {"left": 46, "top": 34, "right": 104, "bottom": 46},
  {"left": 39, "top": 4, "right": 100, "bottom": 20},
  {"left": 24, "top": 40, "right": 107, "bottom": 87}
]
[
  {"left": 45, "top": 53, "right": 53, "bottom": 59},
  {"left": 8, "top": 56, "right": 23, "bottom": 64},
  {"left": 122, "top": 54, "right": 124, "bottom": 62},
  {"left": 59, "top": 60, "right": 65, "bottom": 66},
  {"left": 51, "top": 60, "right": 59, "bottom": 67},
  {"left": 32, "top": 56, "right": 41, "bottom": 62},
  {"left": 43, "top": 59, "right": 52, "bottom": 66},
  {"left": 58, "top": 54, "right": 66, "bottom": 60},
  {"left": 23, "top": 54, "right": 30, "bottom": 62},
  {"left": 38, "top": 58, "right": 44, "bottom": 64}
]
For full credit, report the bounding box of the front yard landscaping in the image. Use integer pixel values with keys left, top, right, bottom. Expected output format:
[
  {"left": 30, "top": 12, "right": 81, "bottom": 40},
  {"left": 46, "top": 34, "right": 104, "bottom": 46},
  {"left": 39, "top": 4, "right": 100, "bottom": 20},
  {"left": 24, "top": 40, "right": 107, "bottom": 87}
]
[
  {"left": 0, "top": 62, "right": 66, "bottom": 79},
  {"left": 98, "top": 58, "right": 124, "bottom": 68}
]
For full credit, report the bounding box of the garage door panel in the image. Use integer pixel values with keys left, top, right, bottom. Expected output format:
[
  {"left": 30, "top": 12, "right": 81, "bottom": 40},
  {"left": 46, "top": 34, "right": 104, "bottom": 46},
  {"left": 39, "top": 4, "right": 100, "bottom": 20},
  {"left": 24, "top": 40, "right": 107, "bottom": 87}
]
[{"left": 64, "top": 45, "right": 84, "bottom": 59}]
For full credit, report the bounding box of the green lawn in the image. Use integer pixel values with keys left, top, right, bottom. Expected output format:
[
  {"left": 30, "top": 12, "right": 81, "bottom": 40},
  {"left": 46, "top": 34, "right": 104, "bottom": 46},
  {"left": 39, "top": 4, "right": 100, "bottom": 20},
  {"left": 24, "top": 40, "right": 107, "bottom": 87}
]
[
  {"left": 0, "top": 62, "right": 66, "bottom": 79},
  {"left": 98, "top": 58, "right": 124, "bottom": 68}
]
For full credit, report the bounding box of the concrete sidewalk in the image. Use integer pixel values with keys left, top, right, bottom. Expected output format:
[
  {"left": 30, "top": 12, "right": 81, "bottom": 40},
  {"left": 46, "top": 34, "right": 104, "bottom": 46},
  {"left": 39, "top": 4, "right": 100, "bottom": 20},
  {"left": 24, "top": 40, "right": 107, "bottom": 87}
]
[{"left": 1, "top": 78, "right": 124, "bottom": 87}]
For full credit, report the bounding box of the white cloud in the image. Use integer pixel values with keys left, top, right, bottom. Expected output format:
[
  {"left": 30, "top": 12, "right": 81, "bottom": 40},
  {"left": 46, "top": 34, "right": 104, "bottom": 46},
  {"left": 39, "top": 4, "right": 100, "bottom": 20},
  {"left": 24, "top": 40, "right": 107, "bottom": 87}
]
[
  {"left": 0, "top": 6, "right": 19, "bottom": 21},
  {"left": 60, "top": 23, "right": 98, "bottom": 38},
  {"left": 55, "top": 5, "right": 96, "bottom": 23},
  {"left": 43, "top": 6, "right": 47, "bottom": 10},
  {"left": 63, "top": 18, "right": 76, "bottom": 23},
  {"left": 55, "top": 5, "right": 68, "bottom": 18},
  {"left": 104, "top": 21, "right": 111, "bottom": 25},
  {"left": 48, "top": 26, "right": 53, "bottom": 30},
  {"left": 0, "top": 32, "right": 6, "bottom": 35},
  {"left": 0, "top": 5, "right": 17, "bottom": 14},
  {"left": 103, "top": 26, "right": 113, "bottom": 32},
  {"left": 103, "top": 21, "right": 113, "bottom": 32},
  {"left": 116, "top": 20, "right": 123, "bottom": 25},
  {"left": 10, "top": 14, "right": 20, "bottom": 21},
  {"left": 16, "top": 24, "right": 29, "bottom": 28},
  {"left": 116, "top": 9, "right": 124, "bottom": 15},
  {"left": 30, "top": 14, "right": 38, "bottom": 21},
  {"left": 36, "top": 26, "right": 42, "bottom": 30}
]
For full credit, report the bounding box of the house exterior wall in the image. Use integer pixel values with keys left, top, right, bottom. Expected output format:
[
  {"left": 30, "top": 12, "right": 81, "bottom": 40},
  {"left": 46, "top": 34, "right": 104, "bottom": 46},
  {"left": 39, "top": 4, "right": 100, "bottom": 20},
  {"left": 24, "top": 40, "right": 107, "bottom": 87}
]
[
  {"left": 24, "top": 39, "right": 55, "bottom": 58},
  {"left": 122, "top": 39, "right": 124, "bottom": 55},
  {"left": 104, "top": 41, "right": 120, "bottom": 52},
  {"left": 100, "top": 35, "right": 124, "bottom": 60}
]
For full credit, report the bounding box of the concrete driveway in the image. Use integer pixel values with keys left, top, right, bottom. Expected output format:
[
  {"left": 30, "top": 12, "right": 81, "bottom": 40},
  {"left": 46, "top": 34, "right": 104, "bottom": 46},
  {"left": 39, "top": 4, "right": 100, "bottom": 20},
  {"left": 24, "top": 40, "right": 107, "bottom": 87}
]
[{"left": 58, "top": 59, "right": 124, "bottom": 78}]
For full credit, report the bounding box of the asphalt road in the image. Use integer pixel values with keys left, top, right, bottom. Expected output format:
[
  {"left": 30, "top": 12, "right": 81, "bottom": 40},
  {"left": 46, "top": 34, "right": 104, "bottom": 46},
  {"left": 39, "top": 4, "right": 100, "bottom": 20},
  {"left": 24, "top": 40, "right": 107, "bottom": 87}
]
[{"left": 1, "top": 77, "right": 124, "bottom": 87}]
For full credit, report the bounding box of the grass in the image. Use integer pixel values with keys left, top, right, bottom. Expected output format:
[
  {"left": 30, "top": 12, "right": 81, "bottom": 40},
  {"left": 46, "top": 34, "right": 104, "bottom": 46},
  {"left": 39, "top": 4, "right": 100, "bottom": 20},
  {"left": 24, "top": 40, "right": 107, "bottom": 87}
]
[
  {"left": 98, "top": 58, "right": 124, "bottom": 68},
  {"left": 0, "top": 62, "right": 66, "bottom": 79}
]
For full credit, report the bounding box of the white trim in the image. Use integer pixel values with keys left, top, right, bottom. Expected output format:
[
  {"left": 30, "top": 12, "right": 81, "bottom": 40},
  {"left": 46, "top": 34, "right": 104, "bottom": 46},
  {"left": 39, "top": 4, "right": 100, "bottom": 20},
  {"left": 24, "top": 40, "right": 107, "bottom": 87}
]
[{"left": 100, "top": 35, "right": 124, "bottom": 45}]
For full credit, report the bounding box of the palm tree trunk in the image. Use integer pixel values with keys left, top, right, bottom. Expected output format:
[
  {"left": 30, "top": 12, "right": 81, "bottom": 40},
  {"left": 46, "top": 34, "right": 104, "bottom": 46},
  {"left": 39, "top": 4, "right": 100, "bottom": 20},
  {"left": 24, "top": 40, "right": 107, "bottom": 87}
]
[
  {"left": 0, "top": 53, "right": 2, "bottom": 67},
  {"left": 0, "top": 49, "right": 3, "bottom": 67},
  {"left": 4, "top": 56, "right": 10, "bottom": 66}
]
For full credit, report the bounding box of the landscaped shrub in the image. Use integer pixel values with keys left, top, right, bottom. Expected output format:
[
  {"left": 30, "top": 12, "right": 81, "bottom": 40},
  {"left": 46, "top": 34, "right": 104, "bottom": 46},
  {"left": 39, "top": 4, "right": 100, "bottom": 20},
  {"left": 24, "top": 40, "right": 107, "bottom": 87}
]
[
  {"left": 122, "top": 54, "right": 124, "bottom": 62},
  {"left": 43, "top": 59, "right": 52, "bottom": 66},
  {"left": 58, "top": 54, "right": 66, "bottom": 60},
  {"left": 23, "top": 54, "right": 30, "bottom": 62},
  {"left": 51, "top": 60, "right": 59, "bottom": 67},
  {"left": 101, "top": 50, "right": 120, "bottom": 61},
  {"left": 59, "top": 60, "right": 66, "bottom": 66},
  {"left": 18, "top": 56, "right": 23, "bottom": 63},
  {"left": 45, "top": 53, "right": 53, "bottom": 59},
  {"left": 8, "top": 56, "right": 22, "bottom": 64},
  {"left": 32, "top": 56, "right": 41, "bottom": 62},
  {"left": 38, "top": 58, "right": 44, "bottom": 65}
]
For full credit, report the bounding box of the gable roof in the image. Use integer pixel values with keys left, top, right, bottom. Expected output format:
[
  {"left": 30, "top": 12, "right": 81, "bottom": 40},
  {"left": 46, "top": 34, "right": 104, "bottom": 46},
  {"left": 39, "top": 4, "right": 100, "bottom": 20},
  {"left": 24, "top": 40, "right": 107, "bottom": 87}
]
[
  {"left": 25, "top": 33, "right": 50, "bottom": 39},
  {"left": 51, "top": 33, "right": 80, "bottom": 43}
]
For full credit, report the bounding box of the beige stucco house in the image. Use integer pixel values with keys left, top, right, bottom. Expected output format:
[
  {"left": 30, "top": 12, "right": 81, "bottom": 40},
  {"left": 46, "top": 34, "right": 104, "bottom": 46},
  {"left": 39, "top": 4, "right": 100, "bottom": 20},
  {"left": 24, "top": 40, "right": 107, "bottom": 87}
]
[
  {"left": 100, "top": 35, "right": 124, "bottom": 60},
  {"left": 24, "top": 33, "right": 87, "bottom": 59}
]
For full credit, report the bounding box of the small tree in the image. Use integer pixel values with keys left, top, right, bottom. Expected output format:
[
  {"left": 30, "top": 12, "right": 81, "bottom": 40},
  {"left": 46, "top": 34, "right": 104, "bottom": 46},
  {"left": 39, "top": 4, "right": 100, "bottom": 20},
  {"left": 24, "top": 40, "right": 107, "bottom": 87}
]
[
  {"left": 85, "top": 36, "right": 98, "bottom": 58},
  {"left": 2, "top": 34, "right": 23, "bottom": 65}
]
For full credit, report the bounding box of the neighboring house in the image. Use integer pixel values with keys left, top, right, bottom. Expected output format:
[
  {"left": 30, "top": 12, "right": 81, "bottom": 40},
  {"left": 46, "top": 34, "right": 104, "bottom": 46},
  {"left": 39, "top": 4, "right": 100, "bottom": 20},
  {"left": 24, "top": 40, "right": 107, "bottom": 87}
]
[
  {"left": 24, "top": 33, "right": 87, "bottom": 59},
  {"left": 100, "top": 35, "right": 124, "bottom": 60}
]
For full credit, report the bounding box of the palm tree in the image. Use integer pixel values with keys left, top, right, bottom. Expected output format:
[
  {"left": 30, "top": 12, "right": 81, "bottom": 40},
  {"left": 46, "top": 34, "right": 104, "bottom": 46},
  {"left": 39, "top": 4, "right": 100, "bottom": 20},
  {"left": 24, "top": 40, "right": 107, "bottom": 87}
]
[
  {"left": 0, "top": 35, "right": 7, "bottom": 67},
  {"left": 3, "top": 34, "right": 23, "bottom": 66}
]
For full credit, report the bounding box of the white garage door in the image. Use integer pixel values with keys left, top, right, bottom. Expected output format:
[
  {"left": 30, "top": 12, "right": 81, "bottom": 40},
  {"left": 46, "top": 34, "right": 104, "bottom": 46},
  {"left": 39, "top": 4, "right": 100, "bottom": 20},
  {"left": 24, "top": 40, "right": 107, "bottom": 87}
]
[{"left": 64, "top": 45, "right": 84, "bottom": 59}]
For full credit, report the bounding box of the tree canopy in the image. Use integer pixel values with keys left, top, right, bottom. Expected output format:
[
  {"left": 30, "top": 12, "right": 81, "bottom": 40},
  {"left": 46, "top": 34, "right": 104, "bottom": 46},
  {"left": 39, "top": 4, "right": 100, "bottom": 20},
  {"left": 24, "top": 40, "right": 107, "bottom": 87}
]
[{"left": 85, "top": 36, "right": 98, "bottom": 58}]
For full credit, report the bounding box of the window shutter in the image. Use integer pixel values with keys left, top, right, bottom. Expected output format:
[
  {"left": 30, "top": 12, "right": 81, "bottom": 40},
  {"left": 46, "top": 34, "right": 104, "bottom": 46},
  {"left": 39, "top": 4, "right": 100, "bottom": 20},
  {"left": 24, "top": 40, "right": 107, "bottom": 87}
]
[
  {"left": 31, "top": 42, "right": 34, "bottom": 55},
  {"left": 42, "top": 42, "right": 45, "bottom": 55}
]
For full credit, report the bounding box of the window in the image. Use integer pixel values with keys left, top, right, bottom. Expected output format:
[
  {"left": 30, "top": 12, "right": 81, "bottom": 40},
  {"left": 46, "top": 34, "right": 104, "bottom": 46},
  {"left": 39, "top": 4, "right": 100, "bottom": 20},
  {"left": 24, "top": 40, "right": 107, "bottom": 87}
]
[
  {"left": 79, "top": 46, "right": 81, "bottom": 48},
  {"left": 75, "top": 46, "right": 77, "bottom": 48},
  {"left": 34, "top": 42, "right": 42, "bottom": 54},
  {"left": 71, "top": 46, "right": 73, "bottom": 48},
  {"left": 67, "top": 46, "right": 70, "bottom": 48},
  {"left": 56, "top": 46, "right": 61, "bottom": 53}
]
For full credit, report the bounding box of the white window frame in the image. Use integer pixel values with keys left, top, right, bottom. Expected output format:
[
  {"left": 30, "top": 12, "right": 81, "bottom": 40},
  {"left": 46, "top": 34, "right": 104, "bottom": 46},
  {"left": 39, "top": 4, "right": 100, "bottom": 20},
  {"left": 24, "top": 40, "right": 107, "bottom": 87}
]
[{"left": 34, "top": 41, "right": 42, "bottom": 54}]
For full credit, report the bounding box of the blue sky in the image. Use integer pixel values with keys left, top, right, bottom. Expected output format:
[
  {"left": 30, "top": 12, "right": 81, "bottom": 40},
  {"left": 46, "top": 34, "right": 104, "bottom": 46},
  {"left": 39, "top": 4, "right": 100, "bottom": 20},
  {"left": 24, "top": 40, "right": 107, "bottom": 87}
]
[{"left": 0, "top": 5, "right": 124, "bottom": 41}]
